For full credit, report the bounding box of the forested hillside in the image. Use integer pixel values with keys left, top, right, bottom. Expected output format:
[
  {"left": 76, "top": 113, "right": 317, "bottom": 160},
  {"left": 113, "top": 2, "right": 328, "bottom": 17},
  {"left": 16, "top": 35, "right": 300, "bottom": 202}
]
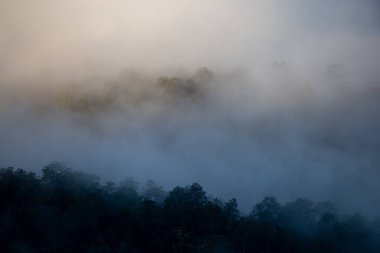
[{"left": 1, "top": 163, "right": 379, "bottom": 253}]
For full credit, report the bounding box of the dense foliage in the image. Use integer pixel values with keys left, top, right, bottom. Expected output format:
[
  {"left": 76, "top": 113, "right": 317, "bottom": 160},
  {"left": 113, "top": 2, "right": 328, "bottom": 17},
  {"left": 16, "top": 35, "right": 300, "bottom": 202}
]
[{"left": 1, "top": 164, "right": 379, "bottom": 253}]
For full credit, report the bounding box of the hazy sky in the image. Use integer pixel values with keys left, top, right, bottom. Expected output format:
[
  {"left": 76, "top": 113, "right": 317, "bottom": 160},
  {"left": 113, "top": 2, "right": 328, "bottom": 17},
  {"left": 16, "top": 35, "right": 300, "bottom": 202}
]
[{"left": 1, "top": 0, "right": 380, "bottom": 214}]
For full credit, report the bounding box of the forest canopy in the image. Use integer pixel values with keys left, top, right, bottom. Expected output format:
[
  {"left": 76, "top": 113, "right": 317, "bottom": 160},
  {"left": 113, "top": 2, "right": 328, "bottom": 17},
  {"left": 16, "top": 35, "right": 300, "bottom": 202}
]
[{"left": 1, "top": 163, "right": 379, "bottom": 253}]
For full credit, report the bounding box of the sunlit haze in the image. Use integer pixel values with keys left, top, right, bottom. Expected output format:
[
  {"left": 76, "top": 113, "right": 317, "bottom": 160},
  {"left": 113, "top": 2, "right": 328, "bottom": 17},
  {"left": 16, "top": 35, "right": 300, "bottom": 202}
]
[{"left": 1, "top": 0, "right": 380, "bottom": 215}]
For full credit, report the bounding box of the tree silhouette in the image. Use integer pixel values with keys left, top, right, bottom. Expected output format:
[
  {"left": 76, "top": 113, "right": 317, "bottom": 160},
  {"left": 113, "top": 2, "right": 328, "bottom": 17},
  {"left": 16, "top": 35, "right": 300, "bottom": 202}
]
[{"left": 0, "top": 165, "right": 379, "bottom": 253}]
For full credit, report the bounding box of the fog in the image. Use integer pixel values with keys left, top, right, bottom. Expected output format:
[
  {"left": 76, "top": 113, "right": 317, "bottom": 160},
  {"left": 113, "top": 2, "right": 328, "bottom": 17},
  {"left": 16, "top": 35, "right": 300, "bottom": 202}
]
[{"left": 1, "top": 0, "right": 380, "bottom": 214}]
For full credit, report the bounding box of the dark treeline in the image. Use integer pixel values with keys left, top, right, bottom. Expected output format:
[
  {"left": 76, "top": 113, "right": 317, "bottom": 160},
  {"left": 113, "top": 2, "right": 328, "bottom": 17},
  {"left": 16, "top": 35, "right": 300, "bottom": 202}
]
[{"left": 1, "top": 163, "right": 379, "bottom": 253}]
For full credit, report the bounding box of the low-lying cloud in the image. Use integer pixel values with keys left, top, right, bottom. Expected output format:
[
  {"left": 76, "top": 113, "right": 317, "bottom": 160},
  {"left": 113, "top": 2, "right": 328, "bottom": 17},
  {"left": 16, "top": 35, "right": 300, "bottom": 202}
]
[{"left": 1, "top": 0, "right": 380, "bottom": 215}]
